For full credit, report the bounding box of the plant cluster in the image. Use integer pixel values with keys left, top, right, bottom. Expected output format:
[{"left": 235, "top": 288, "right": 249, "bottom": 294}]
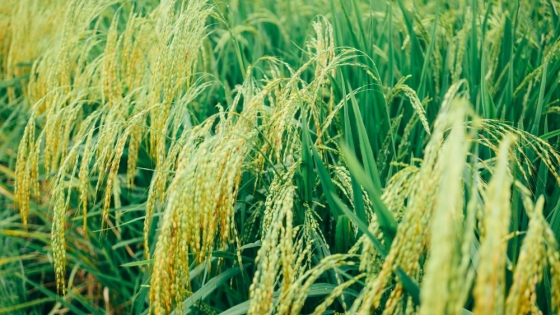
[{"left": 1, "top": 0, "right": 560, "bottom": 314}]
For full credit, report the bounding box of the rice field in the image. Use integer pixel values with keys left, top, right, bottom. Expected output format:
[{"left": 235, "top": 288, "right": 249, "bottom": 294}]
[{"left": 1, "top": 0, "right": 560, "bottom": 314}]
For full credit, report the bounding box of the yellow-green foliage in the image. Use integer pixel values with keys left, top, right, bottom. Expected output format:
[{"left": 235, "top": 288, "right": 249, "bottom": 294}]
[{"left": 2, "top": 0, "right": 560, "bottom": 314}]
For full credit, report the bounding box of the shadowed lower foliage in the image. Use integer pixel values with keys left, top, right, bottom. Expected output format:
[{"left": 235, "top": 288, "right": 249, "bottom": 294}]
[{"left": 1, "top": 0, "right": 560, "bottom": 314}]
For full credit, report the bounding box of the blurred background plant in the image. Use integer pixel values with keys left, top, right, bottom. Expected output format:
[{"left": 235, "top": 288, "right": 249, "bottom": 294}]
[{"left": 1, "top": 0, "right": 560, "bottom": 314}]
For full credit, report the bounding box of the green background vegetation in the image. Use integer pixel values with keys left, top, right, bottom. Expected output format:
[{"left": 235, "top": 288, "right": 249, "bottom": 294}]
[{"left": 1, "top": 0, "right": 560, "bottom": 314}]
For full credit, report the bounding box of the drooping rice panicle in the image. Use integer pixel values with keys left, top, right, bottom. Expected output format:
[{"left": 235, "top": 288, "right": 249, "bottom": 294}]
[
  {"left": 473, "top": 134, "right": 515, "bottom": 315},
  {"left": 4, "top": 0, "right": 560, "bottom": 314}
]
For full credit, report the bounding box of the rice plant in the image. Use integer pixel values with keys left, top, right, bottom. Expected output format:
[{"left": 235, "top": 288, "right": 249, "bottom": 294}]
[{"left": 1, "top": 0, "right": 560, "bottom": 314}]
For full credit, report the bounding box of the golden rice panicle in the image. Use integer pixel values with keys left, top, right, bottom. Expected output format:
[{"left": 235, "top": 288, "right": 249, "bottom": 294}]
[
  {"left": 250, "top": 164, "right": 319, "bottom": 315},
  {"left": 351, "top": 92, "right": 455, "bottom": 314},
  {"left": 14, "top": 0, "right": 110, "bottom": 226},
  {"left": 387, "top": 76, "right": 430, "bottom": 135},
  {"left": 50, "top": 135, "right": 89, "bottom": 295},
  {"left": 14, "top": 112, "right": 36, "bottom": 227},
  {"left": 312, "top": 274, "right": 365, "bottom": 315},
  {"left": 93, "top": 114, "right": 121, "bottom": 201},
  {"left": 127, "top": 125, "right": 142, "bottom": 188},
  {"left": 483, "top": 5, "right": 505, "bottom": 86},
  {"left": 278, "top": 254, "right": 355, "bottom": 315},
  {"left": 51, "top": 187, "right": 67, "bottom": 295},
  {"left": 514, "top": 38, "right": 560, "bottom": 98},
  {"left": 97, "top": 79, "right": 147, "bottom": 207},
  {"left": 351, "top": 83, "right": 467, "bottom": 314},
  {"left": 101, "top": 131, "right": 129, "bottom": 227},
  {"left": 262, "top": 18, "right": 346, "bottom": 163},
  {"left": 0, "top": 0, "right": 16, "bottom": 74},
  {"left": 147, "top": 0, "right": 211, "bottom": 166},
  {"left": 78, "top": 127, "right": 95, "bottom": 235},
  {"left": 13, "top": 0, "right": 215, "bottom": 297},
  {"left": 451, "top": 7, "right": 471, "bottom": 83},
  {"left": 248, "top": 166, "right": 298, "bottom": 315},
  {"left": 380, "top": 164, "right": 417, "bottom": 222},
  {"left": 150, "top": 130, "right": 249, "bottom": 314},
  {"left": 419, "top": 100, "right": 469, "bottom": 315},
  {"left": 261, "top": 68, "right": 305, "bottom": 164},
  {"left": 354, "top": 164, "right": 417, "bottom": 280},
  {"left": 476, "top": 122, "right": 532, "bottom": 185},
  {"left": 143, "top": 116, "right": 214, "bottom": 259},
  {"left": 473, "top": 134, "right": 516, "bottom": 315},
  {"left": 545, "top": 225, "right": 560, "bottom": 313},
  {"left": 383, "top": 103, "right": 470, "bottom": 315},
  {"left": 15, "top": 0, "right": 119, "bottom": 290},
  {"left": 481, "top": 120, "right": 560, "bottom": 186},
  {"left": 308, "top": 16, "right": 335, "bottom": 82},
  {"left": 102, "top": 11, "right": 123, "bottom": 105},
  {"left": 123, "top": 0, "right": 212, "bottom": 256},
  {"left": 451, "top": 151, "right": 482, "bottom": 313},
  {"left": 2, "top": 0, "right": 67, "bottom": 103},
  {"left": 247, "top": 24, "right": 356, "bottom": 312},
  {"left": 505, "top": 193, "right": 546, "bottom": 315},
  {"left": 396, "top": 114, "right": 419, "bottom": 161}
]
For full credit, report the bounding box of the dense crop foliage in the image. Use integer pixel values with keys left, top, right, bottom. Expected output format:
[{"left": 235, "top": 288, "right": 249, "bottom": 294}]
[{"left": 1, "top": 0, "right": 560, "bottom": 314}]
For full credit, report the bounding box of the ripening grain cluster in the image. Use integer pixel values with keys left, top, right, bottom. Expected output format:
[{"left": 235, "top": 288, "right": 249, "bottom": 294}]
[{"left": 1, "top": 0, "right": 560, "bottom": 314}]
